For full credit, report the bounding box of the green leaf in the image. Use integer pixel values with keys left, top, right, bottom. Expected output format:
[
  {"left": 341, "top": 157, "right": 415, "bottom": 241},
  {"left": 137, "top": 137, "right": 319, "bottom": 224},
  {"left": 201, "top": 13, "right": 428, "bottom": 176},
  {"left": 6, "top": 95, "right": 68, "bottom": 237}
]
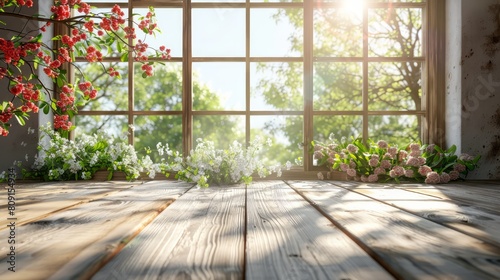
[{"left": 120, "top": 52, "right": 129, "bottom": 62}]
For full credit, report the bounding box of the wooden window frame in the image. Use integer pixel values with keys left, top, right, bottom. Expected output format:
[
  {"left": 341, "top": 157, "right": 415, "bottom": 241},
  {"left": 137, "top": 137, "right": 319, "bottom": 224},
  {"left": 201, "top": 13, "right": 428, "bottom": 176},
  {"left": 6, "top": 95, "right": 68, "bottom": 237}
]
[{"left": 74, "top": 0, "right": 445, "bottom": 178}]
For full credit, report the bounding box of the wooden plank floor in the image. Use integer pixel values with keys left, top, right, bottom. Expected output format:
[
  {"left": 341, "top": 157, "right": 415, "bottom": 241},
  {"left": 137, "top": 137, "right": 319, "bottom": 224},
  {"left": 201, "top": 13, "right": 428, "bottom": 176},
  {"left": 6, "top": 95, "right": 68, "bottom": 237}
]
[{"left": 1, "top": 180, "right": 499, "bottom": 279}]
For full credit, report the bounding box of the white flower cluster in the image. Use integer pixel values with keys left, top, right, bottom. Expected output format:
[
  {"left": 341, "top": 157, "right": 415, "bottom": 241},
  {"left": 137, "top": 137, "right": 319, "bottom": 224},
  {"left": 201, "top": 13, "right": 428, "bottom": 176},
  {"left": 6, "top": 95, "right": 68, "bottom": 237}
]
[
  {"left": 25, "top": 124, "right": 167, "bottom": 181},
  {"left": 172, "top": 137, "right": 289, "bottom": 188}
]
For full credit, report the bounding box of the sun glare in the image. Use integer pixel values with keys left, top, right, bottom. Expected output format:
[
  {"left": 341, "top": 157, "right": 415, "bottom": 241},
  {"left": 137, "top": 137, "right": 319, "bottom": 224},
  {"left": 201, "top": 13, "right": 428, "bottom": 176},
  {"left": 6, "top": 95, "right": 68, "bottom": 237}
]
[{"left": 342, "top": 0, "right": 365, "bottom": 11}]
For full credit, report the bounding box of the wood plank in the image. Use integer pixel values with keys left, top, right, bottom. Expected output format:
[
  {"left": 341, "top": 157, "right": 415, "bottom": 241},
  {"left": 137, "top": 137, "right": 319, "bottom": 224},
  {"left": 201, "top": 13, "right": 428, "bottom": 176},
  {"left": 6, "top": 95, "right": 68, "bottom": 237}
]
[
  {"left": 325, "top": 181, "right": 500, "bottom": 247},
  {"left": 0, "top": 181, "right": 192, "bottom": 280},
  {"left": 395, "top": 181, "right": 500, "bottom": 212},
  {"left": 92, "top": 185, "right": 246, "bottom": 280},
  {"left": 0, "top": 181, "right": 135, "bottom": 228},
  {"left": 288, "top": 180, "right": 500, "bottom": 280},
  {"left": 246, "top": 181, "right": 394, "bottom": 279}
]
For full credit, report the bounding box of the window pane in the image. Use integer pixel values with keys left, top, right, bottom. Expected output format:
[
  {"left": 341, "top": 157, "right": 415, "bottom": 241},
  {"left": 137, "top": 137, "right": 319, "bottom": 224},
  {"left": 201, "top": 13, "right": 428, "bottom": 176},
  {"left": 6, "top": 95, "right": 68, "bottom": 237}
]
[
  {"left": 193, "top": 115, "right": 245, "bottom": 148},
  {"left": 314, "top": 62, "right": 362, "bottom": 111},
  {"left": 134, "top": 116, "right": 183, "bottom": 161},
  {"left": 368, "top": 62, "right": 422, "bottom": 111},
  {"left": 314, "top": 8, "right": 362, "bottom": 57},
  {"left": 135, "top": 8, "right": 182, "bottom": 58},
  {"left": 313, "top": 115, "right": 362, "bottom": 165},
  {"left": 74, "top": 115, "right": 129, "bottom": 139},
  {"left": 369, "top": 8, "right": 423, "bottom": 57},
  {"left": 250, "top": 8, "right": 303, "bottom": 57},
  {"left": 369, "top": 115, "right": 420, "bottom": 147},
  {"left": 251, "top": 62, "right": 303, "bottom": 111},
  {"left": 75, "top": 62, "right": 128, "bottom": 111},
  {"left": 192, "top": 9, "right": 245, "bottom": 57},
  {"left": 251, "top": 115, "right": 303, "bottom": 165},
  {"left": 193, "top": 62, "right": 245, "bottom": 111},
  {"left": 134, "top": 63, "right": 183, "bottom": 111},
  {"left": 251, "top": 0, "right": 302, "bottom": 2}
]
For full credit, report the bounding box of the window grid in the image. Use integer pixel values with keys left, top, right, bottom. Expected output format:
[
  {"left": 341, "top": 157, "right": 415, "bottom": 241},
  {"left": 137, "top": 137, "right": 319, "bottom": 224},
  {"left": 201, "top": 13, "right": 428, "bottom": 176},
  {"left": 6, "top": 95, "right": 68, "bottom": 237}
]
[{"left": 75, "top": 0, "right": 442, "bottom": 175}]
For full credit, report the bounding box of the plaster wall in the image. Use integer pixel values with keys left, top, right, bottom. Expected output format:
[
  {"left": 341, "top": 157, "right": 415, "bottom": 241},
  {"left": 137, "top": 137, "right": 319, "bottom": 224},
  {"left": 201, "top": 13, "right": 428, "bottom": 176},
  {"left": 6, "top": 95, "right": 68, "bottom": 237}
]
[
  {"left": 0, "top": 2, "right": 52, "bottom": 175},
  {"left": 459, "top": 0, "right": 500, "bottom": 179}
]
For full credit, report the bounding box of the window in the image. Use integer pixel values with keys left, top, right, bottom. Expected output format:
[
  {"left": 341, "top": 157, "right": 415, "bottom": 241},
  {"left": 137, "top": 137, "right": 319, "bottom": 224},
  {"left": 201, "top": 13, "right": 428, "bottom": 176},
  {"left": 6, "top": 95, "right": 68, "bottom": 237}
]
[{"left": 74, "top": 0, "right": 443, "bottom": 174}]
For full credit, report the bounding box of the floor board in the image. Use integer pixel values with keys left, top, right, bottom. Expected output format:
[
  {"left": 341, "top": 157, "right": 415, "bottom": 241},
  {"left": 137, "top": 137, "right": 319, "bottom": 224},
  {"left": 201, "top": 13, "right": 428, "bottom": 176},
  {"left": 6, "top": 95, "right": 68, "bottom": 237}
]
[
  {"left": 1, "top": 180, "right": 499, "bottom": 279},
  {"left": 288, "top": 180, "right": 500, "bottom": 280},
  {"left": 246, "top": 181, "right": 393, "bottom": 280}
]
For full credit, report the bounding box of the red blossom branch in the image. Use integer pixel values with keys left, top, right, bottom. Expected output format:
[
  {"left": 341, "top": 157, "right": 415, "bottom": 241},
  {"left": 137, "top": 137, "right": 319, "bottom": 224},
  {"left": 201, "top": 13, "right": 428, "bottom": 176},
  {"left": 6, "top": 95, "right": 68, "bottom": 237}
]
[{"left": 0, "top": 0, "right": 171, "bottom": 137}]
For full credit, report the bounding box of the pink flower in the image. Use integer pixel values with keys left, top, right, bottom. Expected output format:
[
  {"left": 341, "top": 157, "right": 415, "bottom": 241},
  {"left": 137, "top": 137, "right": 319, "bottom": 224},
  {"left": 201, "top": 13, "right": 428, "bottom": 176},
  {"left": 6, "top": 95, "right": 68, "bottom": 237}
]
[
  {"left": 374, "top": 167, "right": 386, "bottom": 175},
  {"left": 346, "top": 168, "right": 357, "bottom": 177},
  {"left": 418, "top": 165, "right": 432, "bottom": 176},
  {"left": 368, "top": 174, "right": 378, "bottom": 183},
  {"left": 406, "top": 157, "right": 423, "bottom": 167},
  {"left": 390, "top": 166, "right": 405, "bottom": 178},
  {"left": 361, "top": 175, "right": 368, "bottom": 182},
  {"left": 449, "top": 171, "right": 460, "bottom": 181},
  {"left": 404, "top": 169, "right": 415, "bottom": 178},
  {"left": 369, "top": 158, "right": 379, "bottom": 167},
  {"left": 410, "top": 150, "right": 421, "bottom": 157},
  {"left": 340, "top": 163, "right": 349, "bottom": 171},
  {"left": 425, "top": 172, "right": 440, "bottom": 184},
  {"left": 388, "top": 147, "right": 398, "bottom": 157},
  {"left": 381, "top": 160, "right": 391, "bottom": 169},
  {"left": 314, "top": 151, "right": 324, "bottom": 159},
  {"left": 410, "top": 143, "right": 421, "bottom": 151},
  {"left": 454, "top": 163, "right": 466, "bottom": 173},
  {"left": 377, "top": 140, "right": 388, "bottom": 149},
  {"left": 347, "top": 144, "right": 358, "bottom": 154},
  {"left": 398, "top": 150, "right": 408, "bottom": 162},
  {"left": 440, "top": 172, "right": 451, "bottom": 184}
]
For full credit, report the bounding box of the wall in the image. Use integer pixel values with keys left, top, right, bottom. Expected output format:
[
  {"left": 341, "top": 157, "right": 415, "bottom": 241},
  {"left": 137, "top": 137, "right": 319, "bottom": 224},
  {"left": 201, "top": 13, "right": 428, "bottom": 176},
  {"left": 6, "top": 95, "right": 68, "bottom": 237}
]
[
  {"left": 461, "top": 0, "right": 500, "bottom": 179},
  {"left": 0, "top": 2, "right": 53, "bottom": 175}
]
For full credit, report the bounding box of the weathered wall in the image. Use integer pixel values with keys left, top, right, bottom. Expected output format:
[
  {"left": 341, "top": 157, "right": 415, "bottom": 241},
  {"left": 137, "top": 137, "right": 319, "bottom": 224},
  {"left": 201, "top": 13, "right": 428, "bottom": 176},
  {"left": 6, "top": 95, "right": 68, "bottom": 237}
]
[
  {"left": 459, "top": 0, "right": 500, "bottom": 179},
  {"left": 0, "top": 2, "right": 52, "bottom": 175}
]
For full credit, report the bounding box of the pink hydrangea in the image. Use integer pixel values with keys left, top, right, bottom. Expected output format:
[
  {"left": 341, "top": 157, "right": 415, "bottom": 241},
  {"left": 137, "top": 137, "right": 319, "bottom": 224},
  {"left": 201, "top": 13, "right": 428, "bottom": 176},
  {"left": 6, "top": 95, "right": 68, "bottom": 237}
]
[
  {"left": 418, "top": 165, "right": 432, "bottom": 176},
  {"left": 398, "top": 150, "right": 408, "bottom": 162},
  {"left": 404, "top": 169, "right": 415, "bottom": 178},
  {"left": 389, "top": 165, "right": 405, "bottom": 178},
  {"left": 314, "top": 150, "right": 324, "bottom": 159},
  {"left": 374, "top": 167, "right": 386, "bottom": 175},
  {"left": 406, "top": 157, "right": 424, "bottom": 167},
  {"left": 440, "top": 172, "right": 451, "bottom": 184},
  {"left": 388, "top": 147, "right": 398, "bottom": 157},
  {"left": 410, "top": 143, "right": 421, "bottom": 151},
  {"left": 377, "top": 140, "right": 388, "bottom": 149},
  {"left": 459, "top": 153, "right": 474, "bottom": 161},
  {"left": 347, "top": 144, "right": 358, "bottom": 154},
  {"left": 340, "top": 163, "right": 349, "bottom": 171},
  {"left": 361, "top": 175, "right": 368, "bottom": 182},
  {"left": 449, "top": 170, "right": 460, "bottom": 181},
  {"left": 381, "top": 160, "right": 392, "bottom": 169},
  {"left": 425, "top": 172, "right": 440, "bottom": 184},
  {"left": 454, "top": 163, "right": 466, "bottom": 173},
  {"left": 410, "top": 150, "right": 421, "bottom": 157},
  {"left": 346, "top": 168, "right": 357, "bottom": 177},
  {"left": 369, "top": 157, "right": 379, "bottom": 167},
  {"left": 368, "top": 174, "right": 379, "bottom": 183}
]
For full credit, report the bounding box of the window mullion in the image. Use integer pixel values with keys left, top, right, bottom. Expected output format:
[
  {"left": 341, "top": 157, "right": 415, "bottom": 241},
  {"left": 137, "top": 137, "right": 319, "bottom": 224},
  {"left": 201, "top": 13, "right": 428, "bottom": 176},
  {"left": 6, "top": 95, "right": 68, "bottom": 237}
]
[
  {"left": 128, "top": 1, "right": 134, "bottom": 146},
  {"left": 183, "top": 0, "right": 193, "bottom": 155},
  {"left": 362, "top": 3, "right": 369, "bottom": 144},
  {"left": 304, "top": 0, "right": 313, "bottom": 171}
]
